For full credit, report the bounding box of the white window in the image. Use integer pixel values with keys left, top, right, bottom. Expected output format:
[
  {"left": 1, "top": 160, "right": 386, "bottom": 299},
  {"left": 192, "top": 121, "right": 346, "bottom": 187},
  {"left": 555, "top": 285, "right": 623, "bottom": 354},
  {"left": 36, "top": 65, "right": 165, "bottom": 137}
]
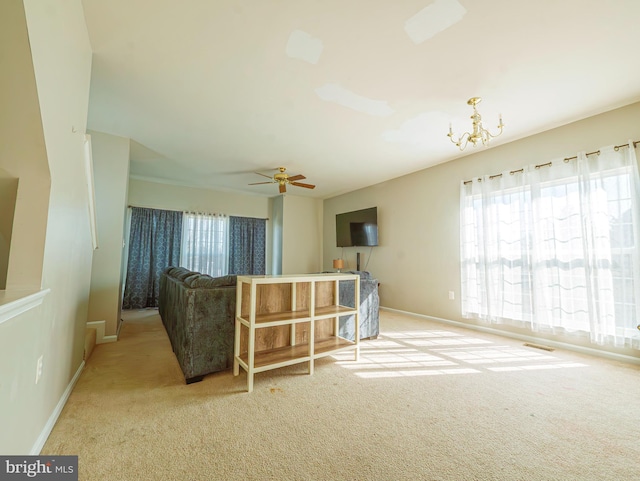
[
  {"left": 180, "top": 213, "right": 229, "bottom": 277},
  {"left": 460, "top": 143, "right": 640, "bottom": 349}
]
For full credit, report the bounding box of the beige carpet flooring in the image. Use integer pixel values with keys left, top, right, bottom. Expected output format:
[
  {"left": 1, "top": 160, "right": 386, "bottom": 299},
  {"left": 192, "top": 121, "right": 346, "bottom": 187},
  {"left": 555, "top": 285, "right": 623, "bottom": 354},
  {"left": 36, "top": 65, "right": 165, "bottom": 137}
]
[{"left": 43, "top": 309, "right": 640, "bottom": 480}]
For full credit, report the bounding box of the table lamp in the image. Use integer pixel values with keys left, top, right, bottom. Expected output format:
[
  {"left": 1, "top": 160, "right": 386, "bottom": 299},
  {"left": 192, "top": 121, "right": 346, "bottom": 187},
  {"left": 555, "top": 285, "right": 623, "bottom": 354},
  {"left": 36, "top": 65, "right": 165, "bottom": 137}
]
[{"left": 333, "top": 258, "right": 344, "bottom": 272}]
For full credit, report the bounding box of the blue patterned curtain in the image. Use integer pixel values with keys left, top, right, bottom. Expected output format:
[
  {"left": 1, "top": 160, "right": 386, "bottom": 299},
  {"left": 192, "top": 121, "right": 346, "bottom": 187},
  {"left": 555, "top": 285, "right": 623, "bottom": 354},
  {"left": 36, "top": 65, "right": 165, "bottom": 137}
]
[
  {"left": 229, "top": 216, "right": 266, "bottom": 275},
  {"left": 123, "top": 207, "right": 183, "bottom": 309}
]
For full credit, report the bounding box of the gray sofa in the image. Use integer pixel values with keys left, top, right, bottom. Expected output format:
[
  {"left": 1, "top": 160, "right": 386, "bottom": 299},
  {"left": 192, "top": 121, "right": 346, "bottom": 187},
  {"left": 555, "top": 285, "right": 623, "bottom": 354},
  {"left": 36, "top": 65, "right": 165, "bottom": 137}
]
[
  {"left": 159, "top": 267, "right": 236, "bottom": 384},
  {"left": 158, "top": 267, "right": 379, "bottom": 384},
  {"left": 338, "top": 271, "right": 380, "bottom": 341}
]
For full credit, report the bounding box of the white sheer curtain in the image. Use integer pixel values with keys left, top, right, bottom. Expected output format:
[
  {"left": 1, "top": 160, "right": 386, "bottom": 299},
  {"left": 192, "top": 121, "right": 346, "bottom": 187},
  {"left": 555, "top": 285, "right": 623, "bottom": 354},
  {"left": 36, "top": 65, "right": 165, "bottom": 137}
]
[
  {"left": 461, "top": 142, "right": 640, "bottom": 349},
  {"left": 180, "top": 212, "right": 229, "bottom": 277}
]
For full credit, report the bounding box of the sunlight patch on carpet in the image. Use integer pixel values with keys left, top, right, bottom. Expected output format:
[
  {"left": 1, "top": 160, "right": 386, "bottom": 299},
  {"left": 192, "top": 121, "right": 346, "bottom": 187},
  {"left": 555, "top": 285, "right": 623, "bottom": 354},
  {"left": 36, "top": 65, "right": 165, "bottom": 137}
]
[
  {"left": 432, "top": 345, "right": 558, "bottom": 365},
  {"left": 488, "top": 363, "right": 588, "bottom": 372},
  {"left": 405, "top": 337, "right": 493, "bottom": 347},
  {"left": 331, "top": 328, "right": 592, "bottom": 378},
  {"left": 384, "top": 330, "right": 463, "bottom": 338},
  {"left": 355, "top": 367, "right": 480, "bottom": 378}
]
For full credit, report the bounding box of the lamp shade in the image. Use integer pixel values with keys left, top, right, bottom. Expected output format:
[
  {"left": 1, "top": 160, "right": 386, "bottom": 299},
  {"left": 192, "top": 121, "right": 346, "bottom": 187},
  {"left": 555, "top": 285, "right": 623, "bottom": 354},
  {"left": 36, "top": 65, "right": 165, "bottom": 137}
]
[{"left": 333, "top": 259, "right": 344, "bottom": 270}]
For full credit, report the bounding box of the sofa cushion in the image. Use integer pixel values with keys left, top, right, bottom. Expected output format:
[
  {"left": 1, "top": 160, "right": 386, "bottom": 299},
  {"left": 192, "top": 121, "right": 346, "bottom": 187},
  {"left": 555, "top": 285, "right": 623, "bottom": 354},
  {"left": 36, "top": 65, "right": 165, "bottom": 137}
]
[
  {"left": 185, "top": 274, "right": 237, "bottom": 289},
  {"left": 183, "top": 274, "right": 202, "bottom": 287},
  {"left": 166, "top": 266, "right": 197, "bottom": 281},
  {"left": 346, "top": 270, "right": 372, "bottom": 280}
]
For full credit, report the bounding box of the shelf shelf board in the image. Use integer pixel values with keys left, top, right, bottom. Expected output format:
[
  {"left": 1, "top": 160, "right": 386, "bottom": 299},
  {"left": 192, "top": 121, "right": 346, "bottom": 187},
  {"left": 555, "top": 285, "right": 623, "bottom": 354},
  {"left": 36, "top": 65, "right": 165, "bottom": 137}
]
[
  {"left": 238, "top": 305, "right": 358, "bottom": 327},
  {"left": 255, "top": 310, "right": 312, "bottom": 326},
  {"left": 239, "top": 343, "right": 311, "bottom": 372},
  {"left": 314, "top": 336, "right": 356, "bottom": 357},
  {"left": 237, "top": 336, "right": 356, "bottom": 373},
  {"left": 314, "top": 305, "right": 357, "bottom": 319},
  {"left": 237, "top": 311, "right": 312, "bottom": 327},
  {"left": 237, "top": 273, "right": 359, "bottom": 284}
]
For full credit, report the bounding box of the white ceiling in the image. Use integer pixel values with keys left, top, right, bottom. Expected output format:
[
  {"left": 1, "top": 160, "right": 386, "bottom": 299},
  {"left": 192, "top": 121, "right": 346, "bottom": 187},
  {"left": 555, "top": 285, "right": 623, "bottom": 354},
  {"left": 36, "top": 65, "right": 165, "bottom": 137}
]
[{"left": 82, "top": 0, "right": 640, "bottom": 199}]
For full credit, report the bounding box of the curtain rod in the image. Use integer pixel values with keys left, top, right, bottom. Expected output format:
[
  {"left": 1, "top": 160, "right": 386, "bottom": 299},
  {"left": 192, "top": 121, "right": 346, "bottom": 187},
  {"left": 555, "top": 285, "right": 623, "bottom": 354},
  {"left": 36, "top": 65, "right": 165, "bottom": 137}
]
[
  {"left": 184, "top": 211, "right": 227, "bottom": 217},
  {"left": 463, "top": 140, "right": 639, "bottom": 185},
  {"left": 127, "top": 205, "right": 269, "bottom": 220},
  {"left": 127, "top": 205, "right": 182, "bottom": 213}
]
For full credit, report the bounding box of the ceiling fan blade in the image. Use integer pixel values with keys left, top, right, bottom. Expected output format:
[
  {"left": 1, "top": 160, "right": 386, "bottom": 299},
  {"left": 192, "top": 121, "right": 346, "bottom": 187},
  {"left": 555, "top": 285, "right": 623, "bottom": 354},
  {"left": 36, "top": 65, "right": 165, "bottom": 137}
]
[
  {"left": 254, "top": 172, "right": 274, "bottom": 179},
  {"left": 279, "top": 183, "right": 286, "bottom": 193},
  {"left": 248, "top": 181, "right": 274, "bottom": 185},
  {"left": 287, "top": 174, "right": 306, "bottom": 181},
  {"left": 290, "top": 182, "right": 315, "bottom": 189}
]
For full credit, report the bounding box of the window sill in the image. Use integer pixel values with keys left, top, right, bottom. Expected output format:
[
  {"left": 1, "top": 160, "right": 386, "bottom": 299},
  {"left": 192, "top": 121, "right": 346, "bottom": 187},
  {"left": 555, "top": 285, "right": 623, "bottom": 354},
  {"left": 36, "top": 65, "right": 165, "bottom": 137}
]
[{"left": 0, "top": 289, "right": 50, "bottom": 326}]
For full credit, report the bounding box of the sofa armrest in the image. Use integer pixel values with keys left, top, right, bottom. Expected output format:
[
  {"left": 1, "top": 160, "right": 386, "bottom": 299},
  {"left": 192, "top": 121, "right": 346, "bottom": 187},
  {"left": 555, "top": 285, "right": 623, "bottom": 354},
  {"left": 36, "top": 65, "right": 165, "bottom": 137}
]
[{"left": 338, "top": 273, "right": 379, "bottom": 341}]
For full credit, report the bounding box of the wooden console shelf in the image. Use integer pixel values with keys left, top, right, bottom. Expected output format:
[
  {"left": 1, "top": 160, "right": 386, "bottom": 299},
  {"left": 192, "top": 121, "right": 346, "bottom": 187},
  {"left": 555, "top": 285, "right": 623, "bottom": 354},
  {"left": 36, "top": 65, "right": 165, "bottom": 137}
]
[{"left": 233, "top": 273, "right": 360, "bottom": 392}]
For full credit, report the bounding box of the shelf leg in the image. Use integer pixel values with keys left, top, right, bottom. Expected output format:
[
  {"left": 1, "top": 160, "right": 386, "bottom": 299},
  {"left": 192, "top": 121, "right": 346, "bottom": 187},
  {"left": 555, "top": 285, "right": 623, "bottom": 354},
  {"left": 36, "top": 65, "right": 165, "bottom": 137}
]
[
  {"left": 234, "top": 280, "right": 243, "bottom": 376},
  {"left": 233, "top": 319, "right": 240, "bottom": 376},
  {"left": 309, "top": 281, "right": 315, "bottom": 375},
  {"left": 354, "top": 276, "right": 360, "bottom": 362},
  {"left": 247, "top": 372, "right": 254, "bottom": 393},
  {"left": 290, "top": 282, "right": 297, "bottom": 346},
  {"left": 334, "top": 279, "right": 340, "bottom": 337},
  {"left": 247, "top": 282, "right": 257, "bottom": 392},
  {"left": 247, "top": 323, "right": 255, "bottom": 392}
]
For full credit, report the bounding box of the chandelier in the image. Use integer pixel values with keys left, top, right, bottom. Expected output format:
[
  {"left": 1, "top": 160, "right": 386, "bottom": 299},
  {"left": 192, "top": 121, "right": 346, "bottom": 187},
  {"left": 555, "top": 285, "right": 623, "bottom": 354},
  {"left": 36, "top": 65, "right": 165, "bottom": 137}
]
[{"left": 447, "top": 97, "right": 504, "bottom": 151}]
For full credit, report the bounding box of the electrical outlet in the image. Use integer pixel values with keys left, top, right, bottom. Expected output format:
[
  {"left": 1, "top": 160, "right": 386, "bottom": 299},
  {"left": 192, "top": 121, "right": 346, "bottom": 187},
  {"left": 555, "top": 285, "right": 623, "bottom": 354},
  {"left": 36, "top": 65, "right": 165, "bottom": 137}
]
[
  {"left": 448, "top": 291, "right": 455, "bottom": 300},
  {"left": 35, "top": 355, "right": 43, "bottom": 384}
]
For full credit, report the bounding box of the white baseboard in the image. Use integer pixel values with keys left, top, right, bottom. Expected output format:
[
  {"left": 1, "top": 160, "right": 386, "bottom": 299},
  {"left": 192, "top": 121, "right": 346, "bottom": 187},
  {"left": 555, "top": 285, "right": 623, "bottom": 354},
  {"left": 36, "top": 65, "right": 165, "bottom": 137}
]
[
  {"left": 116, "top": 317, "right": 123, "bottom": 337},
  {"left": 380, "top": 306, "right": 640, "bottom": 366},
  {"left": 86, "top": 320, "right": 117, "bottom": 344},
  {"left": 30, "top": 360, "right": 85, "bottom": 455}
]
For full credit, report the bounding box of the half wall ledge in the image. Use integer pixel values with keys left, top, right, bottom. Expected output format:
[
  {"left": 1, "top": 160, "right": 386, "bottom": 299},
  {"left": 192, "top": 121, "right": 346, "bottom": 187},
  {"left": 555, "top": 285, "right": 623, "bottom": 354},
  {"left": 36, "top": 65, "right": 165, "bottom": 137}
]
[{"left": 0, "top": 288, "right": 50, "bottom": 325}]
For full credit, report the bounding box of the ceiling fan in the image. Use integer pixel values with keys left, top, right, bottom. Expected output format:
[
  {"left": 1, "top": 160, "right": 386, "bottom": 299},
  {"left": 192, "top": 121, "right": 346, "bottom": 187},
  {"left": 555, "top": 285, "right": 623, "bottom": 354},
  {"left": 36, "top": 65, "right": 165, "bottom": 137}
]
[{"left": 249, "top": 167, "right": 316, "bottom": 194}]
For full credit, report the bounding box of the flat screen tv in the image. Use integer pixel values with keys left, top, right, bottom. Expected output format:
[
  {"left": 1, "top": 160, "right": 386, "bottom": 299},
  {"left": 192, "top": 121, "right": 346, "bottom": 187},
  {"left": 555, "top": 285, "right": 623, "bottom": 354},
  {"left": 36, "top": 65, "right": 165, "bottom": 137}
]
[{"left": 336, "top": 207, "right": 378, "bottom": 247}]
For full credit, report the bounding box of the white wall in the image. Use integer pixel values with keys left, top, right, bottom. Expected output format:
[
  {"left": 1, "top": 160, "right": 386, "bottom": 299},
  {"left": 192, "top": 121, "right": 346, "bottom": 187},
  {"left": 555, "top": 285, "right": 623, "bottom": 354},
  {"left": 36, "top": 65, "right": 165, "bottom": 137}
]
[
  {"left": 87, "top": 131, "right": 130, "bottom": 336},
  {"left": 0, "top": 175, "right": 18, "bottom": 289},
  {"left": 281, "top": 195, "right": 323, "bottom": 274},
  {"left": 271, "top": 195, "right": 283, "bottom": 275},
  {"left": 0, "top": 0, "right": 93, "bottom": 454},
  {"left": 0, "top": 0, "right": 51, "bottom": 454},
  {"left": 0, "top": 0, "right": 50, "bottom": 291},
  {"left": 324, "top": 101, "right": 640, "bottom": 359},
  {"left": 129, "top": 178, "right": 271, "bottom": 217}
]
